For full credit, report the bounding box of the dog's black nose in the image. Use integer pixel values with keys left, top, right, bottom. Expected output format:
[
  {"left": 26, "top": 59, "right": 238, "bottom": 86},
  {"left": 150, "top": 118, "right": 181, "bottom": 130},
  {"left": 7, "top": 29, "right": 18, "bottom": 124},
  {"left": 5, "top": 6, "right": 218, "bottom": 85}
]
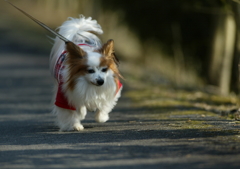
[{"left": 97, "top": 79, "right": 104, "bottom": 86}]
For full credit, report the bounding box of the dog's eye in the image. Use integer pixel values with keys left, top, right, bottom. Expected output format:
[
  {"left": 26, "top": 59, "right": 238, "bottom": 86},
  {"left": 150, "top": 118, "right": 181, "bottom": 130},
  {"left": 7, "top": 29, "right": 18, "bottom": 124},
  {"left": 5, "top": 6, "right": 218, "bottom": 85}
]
[
  {"left": 102, "top": 68, "right": 108, "bottom": 72},
  {"left": 87, "top": 69, "right": 95, "bottom": 74}
]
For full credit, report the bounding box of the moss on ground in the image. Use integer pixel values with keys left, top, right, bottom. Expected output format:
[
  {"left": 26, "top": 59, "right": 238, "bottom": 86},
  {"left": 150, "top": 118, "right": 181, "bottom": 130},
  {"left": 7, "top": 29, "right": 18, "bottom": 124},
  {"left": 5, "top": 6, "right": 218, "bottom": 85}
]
[
  {"left": 126, "top": 85, "right": 240, "bottom": 120},
  {"left": 125, "top": 84, "right": 240, "bottom": 143}
]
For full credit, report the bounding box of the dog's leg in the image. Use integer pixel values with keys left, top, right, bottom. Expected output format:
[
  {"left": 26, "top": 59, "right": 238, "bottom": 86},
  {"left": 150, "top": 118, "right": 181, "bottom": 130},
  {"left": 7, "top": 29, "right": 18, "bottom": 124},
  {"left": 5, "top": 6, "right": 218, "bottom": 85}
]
[
  {"left": 95, "top": 91, "right": 122, "bottom": 123},
  {"left": 53, "top": 106, "right": 84, "bottom": 131},
  {"left": 95, "top": 105, "right": 112, "bottom": 123},
  {"left": 79, "top": 106, "right": 87, "bottom": 120},
  {"left": 95, "top": 89, "right": 122, "bottom": 123},
  {"left": 95, "top": 110, "right": 109, "bottom": 123}
]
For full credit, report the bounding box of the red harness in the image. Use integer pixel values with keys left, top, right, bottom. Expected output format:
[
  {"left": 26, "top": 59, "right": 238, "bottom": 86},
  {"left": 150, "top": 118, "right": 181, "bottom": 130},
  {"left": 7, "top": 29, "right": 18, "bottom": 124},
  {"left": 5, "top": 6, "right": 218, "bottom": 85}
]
[{"left": 54, "top": 44, "right": 122, "bottom": 110}]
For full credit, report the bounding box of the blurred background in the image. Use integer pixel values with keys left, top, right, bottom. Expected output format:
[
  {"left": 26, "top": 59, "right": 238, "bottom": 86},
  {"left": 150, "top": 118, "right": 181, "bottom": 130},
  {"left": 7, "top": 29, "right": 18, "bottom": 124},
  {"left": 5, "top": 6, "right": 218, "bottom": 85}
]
[{"left": 0, "top": 0, "right": 240, "bottom": 95}]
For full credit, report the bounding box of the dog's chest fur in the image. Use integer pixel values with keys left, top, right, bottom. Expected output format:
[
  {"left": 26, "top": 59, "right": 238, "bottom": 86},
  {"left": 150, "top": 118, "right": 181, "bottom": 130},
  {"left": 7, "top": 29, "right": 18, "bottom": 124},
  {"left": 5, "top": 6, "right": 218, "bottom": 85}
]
[{"left": 62, "top": 70, "right": 118, "bottom": 111}]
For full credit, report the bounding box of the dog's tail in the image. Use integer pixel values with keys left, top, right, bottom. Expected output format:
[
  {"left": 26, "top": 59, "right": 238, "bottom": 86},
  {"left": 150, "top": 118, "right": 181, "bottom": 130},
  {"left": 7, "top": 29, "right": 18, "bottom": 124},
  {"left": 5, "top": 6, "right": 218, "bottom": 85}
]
[{"left": 50, "top": 15, "right": 103, "bottom": 75}]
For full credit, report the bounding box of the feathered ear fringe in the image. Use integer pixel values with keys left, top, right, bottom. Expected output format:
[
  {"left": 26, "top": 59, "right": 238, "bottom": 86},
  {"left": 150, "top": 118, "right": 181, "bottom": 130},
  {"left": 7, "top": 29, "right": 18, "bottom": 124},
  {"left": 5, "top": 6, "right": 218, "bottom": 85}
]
[
  {"left": 101, "top": 39, "right": 120, "bottom": 67},
  {"left": 102, "top": 39, "right": 114, "bottom": 56},
  {"left": 99, "top": 39, "right": 123, "bottom": 80},
  {"left": 66, "top": 41, "right": 86, "bottom": 59}
]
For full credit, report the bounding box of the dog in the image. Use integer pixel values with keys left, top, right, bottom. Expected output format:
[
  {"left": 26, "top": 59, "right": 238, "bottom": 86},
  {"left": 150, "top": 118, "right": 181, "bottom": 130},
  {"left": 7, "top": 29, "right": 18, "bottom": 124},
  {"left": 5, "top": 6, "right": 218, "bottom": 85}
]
[
  {"left": 50, "top": 16, "right": 123, "bottom": 131},
  {"left": 6, "top": 1, "right": 123, "bottom": 131}
]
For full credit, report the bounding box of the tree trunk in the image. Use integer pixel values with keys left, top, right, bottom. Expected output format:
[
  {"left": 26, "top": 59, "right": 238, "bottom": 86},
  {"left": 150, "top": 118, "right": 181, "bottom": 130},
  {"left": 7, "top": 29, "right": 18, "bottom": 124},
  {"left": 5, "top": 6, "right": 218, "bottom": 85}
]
[
  {"left": 231, "top": 2, "right": 240, "bottom": 93},
  {"left": 210, "top": 13, "right": 236, "bottom": 95},
  {"left": 209, "top": 15, "right": 226, "bottom": 86},
  {"left": 219, "top": 14, "right": 236, "bottom": 95}
]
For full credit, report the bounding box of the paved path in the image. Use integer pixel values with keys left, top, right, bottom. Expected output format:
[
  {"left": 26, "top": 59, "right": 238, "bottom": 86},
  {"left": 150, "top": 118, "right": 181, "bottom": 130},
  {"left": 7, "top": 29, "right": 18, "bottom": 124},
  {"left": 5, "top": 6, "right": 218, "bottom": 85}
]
[{"left": 0, "top": 53, "right": 240, "bottom": 169}]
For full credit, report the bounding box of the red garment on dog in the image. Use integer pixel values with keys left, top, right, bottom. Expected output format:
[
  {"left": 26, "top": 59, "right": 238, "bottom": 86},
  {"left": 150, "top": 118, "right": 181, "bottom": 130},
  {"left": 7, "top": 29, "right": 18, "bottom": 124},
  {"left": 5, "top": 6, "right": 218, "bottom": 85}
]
[
  {"left": 54, "top": 49, "right": 75, "bottom": 110},
  {"left": 54, "top": 44, "right": 122, "bottom": 110}
]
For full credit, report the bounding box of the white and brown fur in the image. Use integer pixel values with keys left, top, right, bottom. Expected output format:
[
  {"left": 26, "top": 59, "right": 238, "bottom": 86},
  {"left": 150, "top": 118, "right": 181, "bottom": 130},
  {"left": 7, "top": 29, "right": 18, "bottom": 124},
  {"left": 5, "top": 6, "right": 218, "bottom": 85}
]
[
  {"left": 6, "top": 2, "right": 123, "bottom": 131},
  {"left": 51, "top": 16, "right": 122, "bottom": 131}
]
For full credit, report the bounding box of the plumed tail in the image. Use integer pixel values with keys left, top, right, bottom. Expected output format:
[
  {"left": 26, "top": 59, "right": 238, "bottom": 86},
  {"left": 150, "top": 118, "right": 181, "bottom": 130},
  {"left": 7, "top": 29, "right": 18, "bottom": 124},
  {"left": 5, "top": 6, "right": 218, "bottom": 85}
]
[{"left": 50, "top": 15, "right": 103, "bottom": 75}]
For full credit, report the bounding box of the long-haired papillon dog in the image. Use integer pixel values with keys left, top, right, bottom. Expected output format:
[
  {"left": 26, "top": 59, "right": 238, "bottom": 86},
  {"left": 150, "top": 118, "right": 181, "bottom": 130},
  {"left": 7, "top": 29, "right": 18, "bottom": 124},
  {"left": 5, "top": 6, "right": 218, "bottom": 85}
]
[{"left": 7, "top": 1, "right": 123, "bottom": 131}]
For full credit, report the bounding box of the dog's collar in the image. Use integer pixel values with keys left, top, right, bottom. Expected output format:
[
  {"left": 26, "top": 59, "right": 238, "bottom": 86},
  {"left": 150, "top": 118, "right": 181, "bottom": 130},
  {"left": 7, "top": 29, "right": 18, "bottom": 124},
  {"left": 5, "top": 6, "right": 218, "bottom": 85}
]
[{"left": 78, "top": 43, "right": 93, "bottom": 47}]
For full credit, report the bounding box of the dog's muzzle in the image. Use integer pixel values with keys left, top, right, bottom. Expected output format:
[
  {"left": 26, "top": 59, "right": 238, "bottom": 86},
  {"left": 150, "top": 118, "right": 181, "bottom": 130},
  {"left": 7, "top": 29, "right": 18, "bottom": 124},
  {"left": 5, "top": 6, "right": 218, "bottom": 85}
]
[{"left": 96, "top": 79, "right": 104, "bottom": 86}]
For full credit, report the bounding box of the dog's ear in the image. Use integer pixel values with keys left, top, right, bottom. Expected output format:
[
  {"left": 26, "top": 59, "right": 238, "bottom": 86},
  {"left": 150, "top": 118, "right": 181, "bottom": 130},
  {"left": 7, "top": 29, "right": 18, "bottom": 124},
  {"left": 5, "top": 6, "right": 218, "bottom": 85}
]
[
  {"left": 66, "top": 42, "right": 86, "bottom": 59},
  {"left": 102, "top": 39, "right": 114, "bottom": 56},
  {"left": 102, "top": 39, "right": 119, "bottom": 66}
]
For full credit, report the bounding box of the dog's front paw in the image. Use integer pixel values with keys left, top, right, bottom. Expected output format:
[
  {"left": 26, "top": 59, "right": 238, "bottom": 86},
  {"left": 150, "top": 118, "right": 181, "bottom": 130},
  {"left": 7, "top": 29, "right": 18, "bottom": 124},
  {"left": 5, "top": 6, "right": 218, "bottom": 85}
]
[
  {"left": 73, "top": 123, "right": 84, "bottom": 131},
  {"left": 59, "top": 123, "right": 84, "bottom": 132},
  {"left": 95, "top": 113, "right": 109, "bottom": 123}
]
